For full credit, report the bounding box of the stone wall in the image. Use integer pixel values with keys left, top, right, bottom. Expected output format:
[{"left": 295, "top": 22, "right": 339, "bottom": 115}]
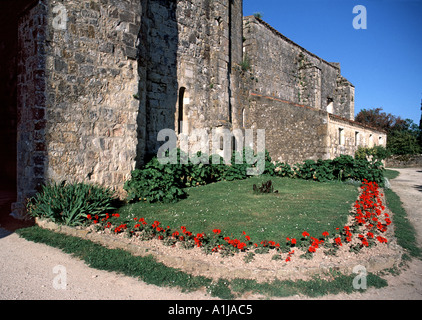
[
  {"left": 327, "top": 114, "right": 387, "bottom": 159},
  {"left": 14, "top": 0, "right": 142, "bottom": 218},
  {"left": 43, "top": 0, "right": 141, "bottom": 192},
  {"left": 15, "top": 1, "right": 48, "bottom": 217},
  {"left": 386, "top": 154, "right": 422, "bottom": 168},
  {"left": 248, "top": 93, "right": 330, "bottom": 164},
  {"left": 174, "top": 0, "right": 243, "bottom": 136},
  {"left": 243, "top": 16, "right": 355, "bottom": 121},
  {"left": 13, "top": 0, "right": 245, "bottom": 218}
]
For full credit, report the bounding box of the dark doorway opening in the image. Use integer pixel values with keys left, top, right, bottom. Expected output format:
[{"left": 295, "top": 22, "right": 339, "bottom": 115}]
[{"left": 0, "top": 1, "right": 35, "bottom": 231}]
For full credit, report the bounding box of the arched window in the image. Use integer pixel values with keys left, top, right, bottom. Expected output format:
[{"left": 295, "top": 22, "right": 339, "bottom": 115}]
[{"left": 242, "top": 108, "right": 246, "bottom": 128}]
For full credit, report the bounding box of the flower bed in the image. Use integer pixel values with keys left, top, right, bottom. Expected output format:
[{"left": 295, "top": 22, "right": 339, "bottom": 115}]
[{"left": 84, "top": 180, "right": 393, "bottom": 264}]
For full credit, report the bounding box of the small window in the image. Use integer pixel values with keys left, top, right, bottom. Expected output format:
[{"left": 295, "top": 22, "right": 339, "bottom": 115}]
[
  {"left": 242, "top": 108, "right": 246, "bottom": 128},
  {"left": 178, "top": 87, "right": 187, "bottom": 134},
  {"left": 355, "top": 131, "right": 360, "bottom": 146},
  {"left": 327, "top": 97, "right": 334, "bottom": 114},
  {"left": 339, "top": 128, "right": 345, "bottom": 145}
]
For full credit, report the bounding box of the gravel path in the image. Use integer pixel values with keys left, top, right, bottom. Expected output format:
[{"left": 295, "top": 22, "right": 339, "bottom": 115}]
[
  {"left": 1, "top": 168, "right": 421, "bottom": 300},
  {"left": 0, "top": 227, "right": 214, "bottom": 300}
]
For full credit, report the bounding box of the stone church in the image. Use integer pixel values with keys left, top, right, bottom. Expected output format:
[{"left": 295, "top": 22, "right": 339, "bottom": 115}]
[{"left": 0, "top": 0, "right": 386, "bottom": 219}]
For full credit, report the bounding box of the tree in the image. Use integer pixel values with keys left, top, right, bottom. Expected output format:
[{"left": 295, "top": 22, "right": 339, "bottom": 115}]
[
  {"left": 355, "top": 108, "right": 408, "bottom": 133},
  {"left": 388, "top": 131, "right": 420, "bottom": 155},
  {"left": 355, "top": 108, "right": 421, "bottom": 155}
]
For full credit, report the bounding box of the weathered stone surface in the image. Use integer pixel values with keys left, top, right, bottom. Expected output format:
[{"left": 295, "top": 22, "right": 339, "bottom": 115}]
[{"left": 12, "top": 0, "right": 386, "bottom": 218}]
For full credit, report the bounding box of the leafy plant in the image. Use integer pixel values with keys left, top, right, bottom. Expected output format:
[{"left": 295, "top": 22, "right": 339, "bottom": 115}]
[
  {"left": 124, "top": 157, "right": 187, "bottom": 204},
  {"left": 274, "top": 162, "right": 294, "bottom": 178},
  {"left": 355, "top": 146, "right": 391, "bottom": 163},
  {"left": 27, "top": 181, "right": 116, "bottom": 226}
]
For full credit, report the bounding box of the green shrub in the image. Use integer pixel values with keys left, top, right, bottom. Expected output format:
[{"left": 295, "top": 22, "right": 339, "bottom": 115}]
[
  {"left": 124, "top": 148, "right": 268, "bottom": 204},
  {"left": 274, "top": 162, "right": 294, "bottom": 178},
  {"left": 273, "top": 155, "right": 384, "bottom": 185},
  {"left": 221, "top": 148, "right": 255, "bottom": 181},
  {"left": 124, "top": 157, "right": 187, "bottom": 204},
  {"left": 27, "top": 182, "right": 117, "bottom": 226},
  {"left": 355, "top": 146, "right": 391, "bottom": 162}
]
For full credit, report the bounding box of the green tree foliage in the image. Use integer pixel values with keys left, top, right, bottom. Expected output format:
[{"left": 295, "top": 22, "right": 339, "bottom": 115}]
[{"left": 355, "top": 107, "right": 421, "bottom": 155}]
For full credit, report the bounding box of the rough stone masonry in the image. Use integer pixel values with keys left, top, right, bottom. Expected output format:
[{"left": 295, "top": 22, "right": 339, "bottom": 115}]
[{"left": 4, "top": 0, "right": 386, "bottom": 218}]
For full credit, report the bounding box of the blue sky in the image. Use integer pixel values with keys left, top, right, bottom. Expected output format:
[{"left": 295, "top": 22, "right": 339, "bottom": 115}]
[{"left": 243, "top": 0, "right": 422, "bottom": 125}]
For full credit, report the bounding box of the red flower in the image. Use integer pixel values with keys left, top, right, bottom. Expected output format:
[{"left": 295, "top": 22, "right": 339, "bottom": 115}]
[
  {"left": 291, "top": 238, "right": 297, "bottom": 245},
  {"left": 237, "top": 242, "right": 247, "bottom": 250},
  {"left": 334, "top": 237, "right": 342, "bottom": 246},
  {"left": 322, "top": 231, "right": 329, "bottom": 237},
  {"left": 377, "top": 236, "right": 388, "bottom": 244},
  {"left": 213, "top": 229, "right": 221, "bottom": 235},
  {"left": 308, "top": 246, "right": 316, "bottom": 253},
  {"left": 302, "top": 231, "right": 310, "bottom": 237},
  {"left": 245, "top": 235, "right": 251, "bottom": 241},
  {"left": 87, "top": 214, "right": 92, "bottom": 220}
]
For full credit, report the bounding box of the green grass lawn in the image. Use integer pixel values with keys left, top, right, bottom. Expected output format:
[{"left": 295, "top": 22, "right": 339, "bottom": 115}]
[
  {"left": 384, "top": 169, "right": 401, "bottom": 180},
  {"left": 118, "top": 175, "right": 359, "bottom": 243}
]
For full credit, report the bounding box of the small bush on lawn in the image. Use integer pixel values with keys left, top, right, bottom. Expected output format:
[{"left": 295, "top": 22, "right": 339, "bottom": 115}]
[
  {"left": 27, "top": 181, "right": 116, "bottom": 227},
  {"left": 123, "top": 156, "right": 188, "bottom": 204}
]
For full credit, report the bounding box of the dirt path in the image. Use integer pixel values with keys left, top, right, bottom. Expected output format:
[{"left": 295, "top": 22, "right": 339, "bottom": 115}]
[
  {"left": 1, "top": 168, "right": 421, "bottom": 300},
  {"left": 0, "top": 228, "right": 214, "bottom": 300}
]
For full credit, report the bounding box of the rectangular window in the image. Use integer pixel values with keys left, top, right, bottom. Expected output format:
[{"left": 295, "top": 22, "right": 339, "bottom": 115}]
[
  {"left": 369, "top": 134, "right": 373, "bottom": 146},
  {"left": 339, "top": 128, "right": 345, "bottom": 145},
  {"left": 355, "top": 131, "right": 360, "bottom": 146}
]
